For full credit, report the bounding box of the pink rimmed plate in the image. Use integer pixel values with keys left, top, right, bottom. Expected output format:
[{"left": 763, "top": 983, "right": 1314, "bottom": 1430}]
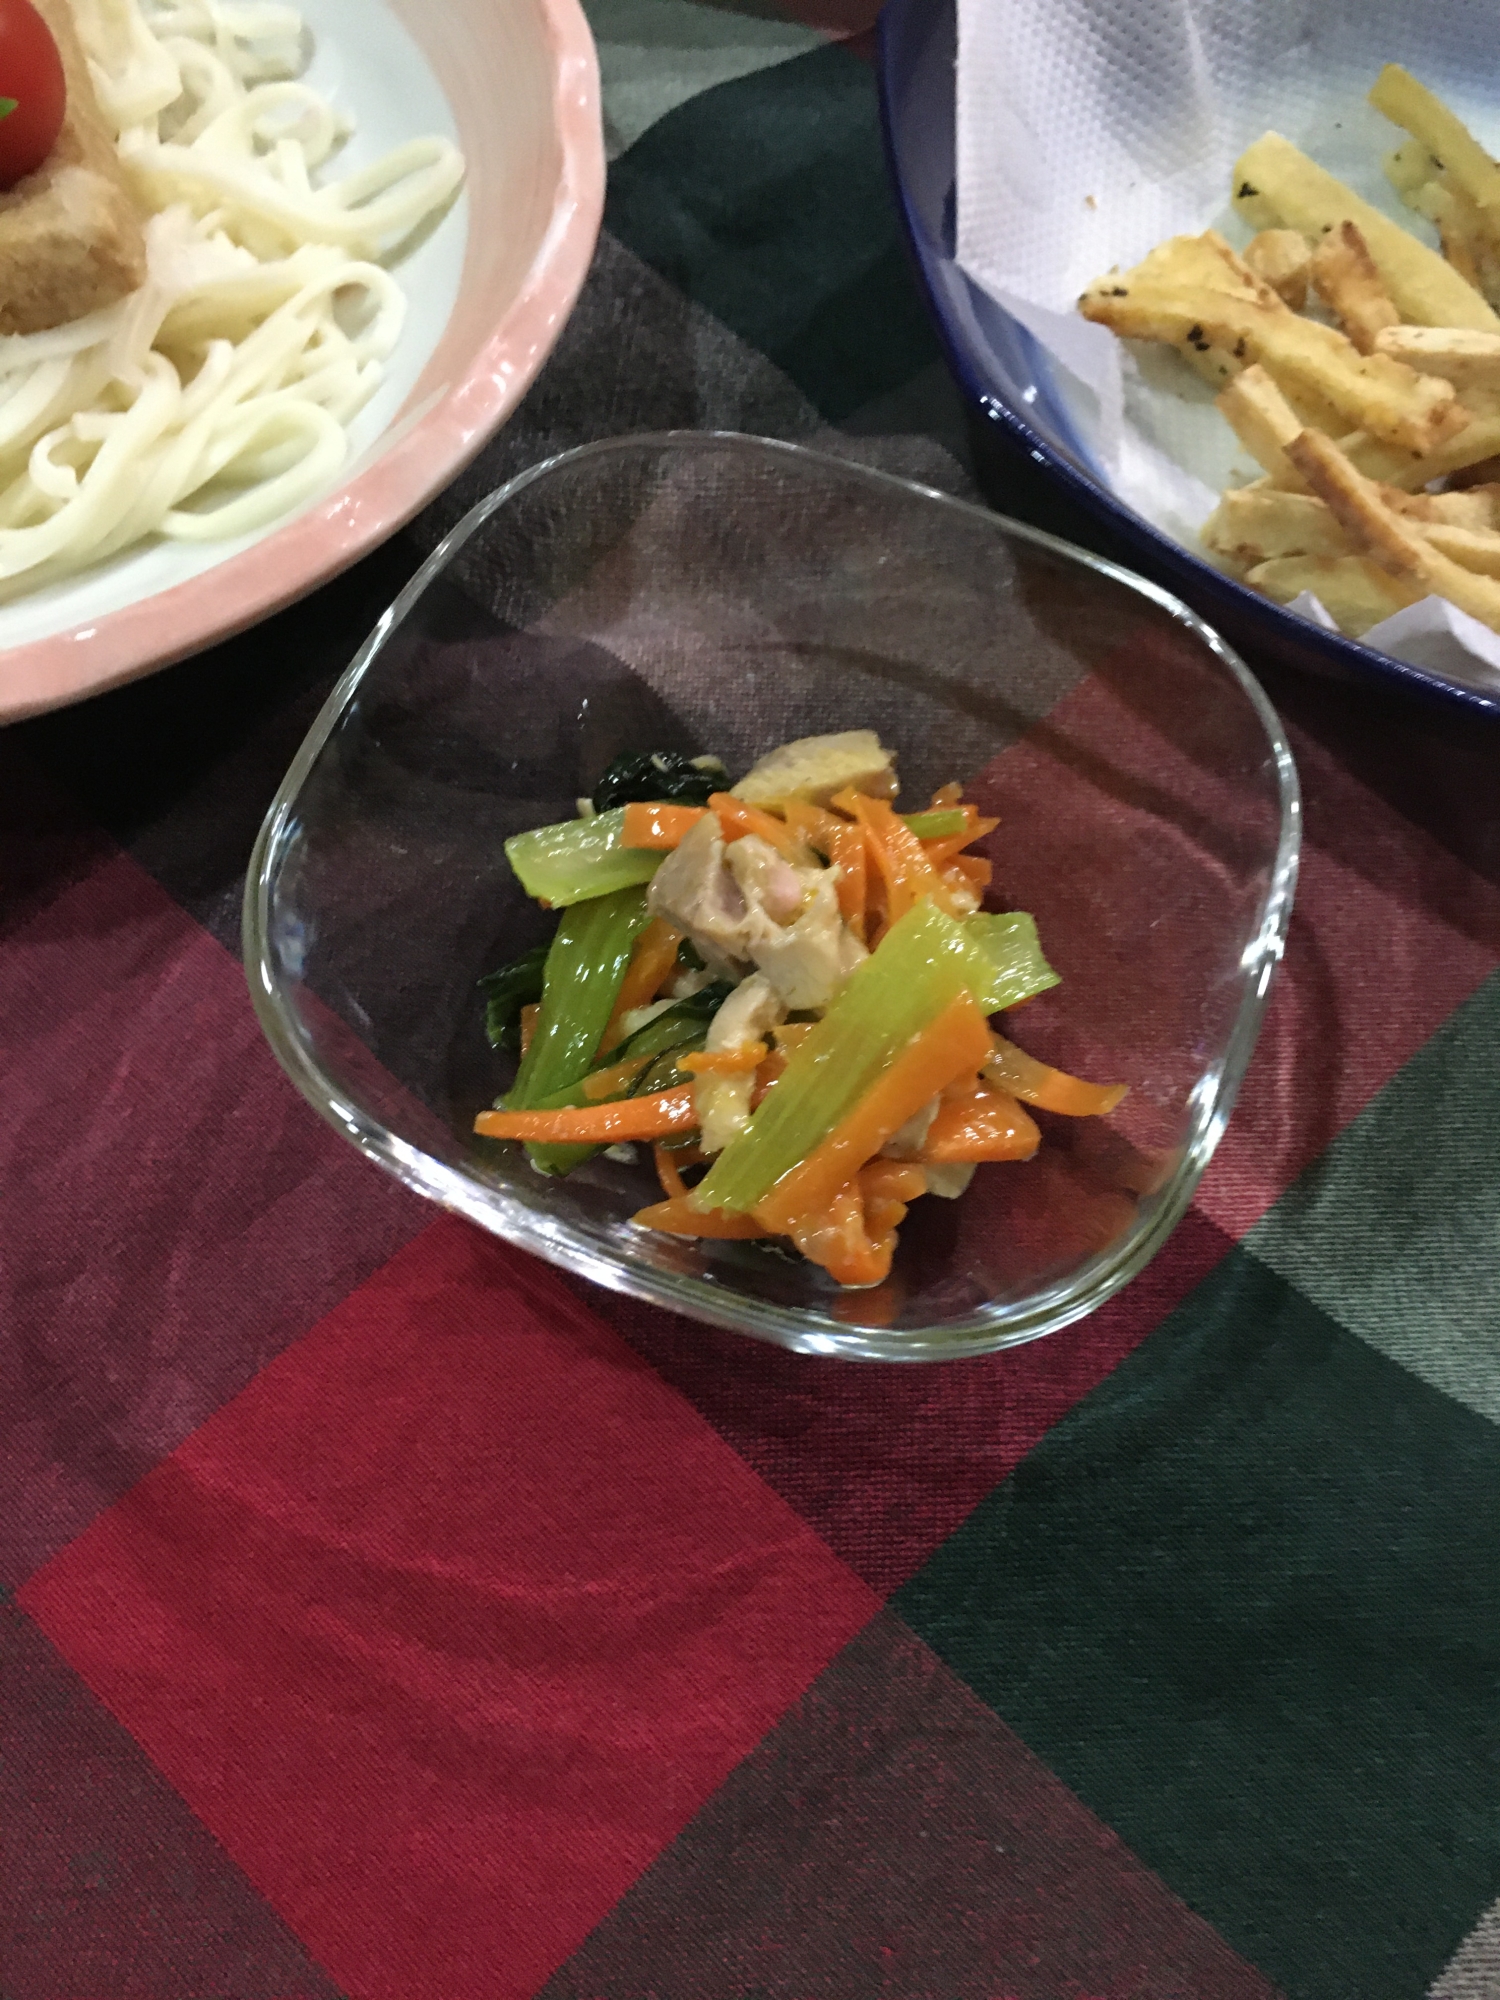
[{"left": 0, "top": 0, "right": 604, "bottom": 721}]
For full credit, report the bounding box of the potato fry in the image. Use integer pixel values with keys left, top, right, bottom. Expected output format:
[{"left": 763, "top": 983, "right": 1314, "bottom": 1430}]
[
  {"left": 1310, "top": 221, "right": 1401, "bottom": 352},
  {"left": 1082, "top": 238, "right": 1466, "bottom": 452},
  {"left": 1231, "top": 130, "right": 1499, "bottom": 329},
  {"left": 1422, "top": 523, "right": 1500, "bottom": 577},
  {"left": 1245, "top": 554, "right": 1421, "bottom": 635},
  {"left": 1215, "top": 365, "right": 1305, "bottom": 485},
  {"left": 1343, "top": 411, "right": 1500, "bottom": 489},
  {"left": 1385, "top": 136, "right": 1439, "bottom": 198},
  {"left": 1369, "top": 66, "right": 1500, "bottom": 229},
  {"left": 1243, "top": 228, "right": 1312, "bottom": 309},
  {"left": 1373, "top": 324, "right": 1500, "bottom": 389},
  {"left": 1288, "top": 426, "right": 1500, "bottom": 631},
  {"left": 1385, "top": 482, "right": 1500, "bottom": 529},
  {"left": 1202, "top": 485, "right": 1347, "bottom": 561}
]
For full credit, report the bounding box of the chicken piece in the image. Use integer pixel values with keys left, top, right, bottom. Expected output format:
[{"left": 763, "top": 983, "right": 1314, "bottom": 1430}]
[
  {"left": 732, "top": 730, "right": 897, "bottom": 808},
  {"left": 0, "top": 0, "right": 148, "bottom": 334},
  {"left": 725, "top": 834, "right": 806, "bottom": 923},
  {"left": 649, "top": 816, "right": 858, "bottom": 1011},
  {"left": 647, "top": 815, "right": 754, "bottom": 964},
  {"left": 924, "top": 1162, "right": 976, "bottom": 1199},
  {"left": 694, "top": 973, "right": 786, "bottom": 1156},
  {"left": 744, "top": 868, "right": 847, "bottom": 1010}
]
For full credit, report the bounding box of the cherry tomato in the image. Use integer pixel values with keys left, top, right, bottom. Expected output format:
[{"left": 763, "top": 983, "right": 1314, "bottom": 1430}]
[{"left": 0, "top": 0, "right": 65, "bottom": 191}]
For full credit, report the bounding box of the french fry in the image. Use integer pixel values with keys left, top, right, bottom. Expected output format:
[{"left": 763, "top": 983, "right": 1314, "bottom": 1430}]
[
  {"left": 1422, "top": 523, "right": 1500, "bottom": 577},
  {"left": 1245, "top": 554, "right": 1422, "bottom": 635},
  {"left": 1310, "top": 221, "right": 1401, "bottom": 353},
  {"left": 1343, "top": 411, "right": 1500, "bottom": 489},
  {"left": 1369, "top": 65, "right": 1500, "bottom": 230},
  {"left": 1288, "top": 425, "right": 1500, "bottom": 631},
  {"left": 1385, "top": 482, "right": 1500, "bottom": 529},
  {"left": 1082, "top": 241, "right": 1466, "bottom": 452},
  {"left": 1373, "top": 324, "right": 1500, "bottom": 390},
  {"left": 1214, "top": 364, "right": 1305, "bottom": 485},
  {"left": 1243, "top": 228, "right": 1312, "bottom": 309},
  {"left": 1202, "top": 485, "right": 1347, "bottom": 562},
  {"left": 1231, "top": 130, "right": 1500, "bottom": 329},
  {"left": 1385, "top": 136, "right": 1439, "bottom": 198}
]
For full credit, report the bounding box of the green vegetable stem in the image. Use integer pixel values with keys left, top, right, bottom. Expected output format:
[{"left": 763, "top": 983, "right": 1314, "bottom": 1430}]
[
  {"left": 692, "top": 900, "right": 1058, "bottom": 1215},
  {"left": 504, "top": 807, "right": 664, "bottom": 907},
  {"left": 506, "top": 885, "right": 653, "bottom": 1173}
]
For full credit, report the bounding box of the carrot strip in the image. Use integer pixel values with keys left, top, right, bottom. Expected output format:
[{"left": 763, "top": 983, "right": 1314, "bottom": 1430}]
[
  {"left": 708, "top": 792, "right": 799, "bottom": 856},
  {"left": 860, "top": 1159, "right": 927, "bottom": 1204},
  {"left": 921, "top": 1084, "right": 1041, "bottom": 1162},
  {"left": 985, "top": 1036, "right": 1127, "bottom": 1117},
  {"left": 948, "top": 854, "right": 992, "bottom": 890},
  {"left": 633, "top": 1195, "right": 770, "bottom": 1239},
  {"left": 754, "top": 991, "right": 992, "bottom": 1233},
  {"left": 620, "top": 802, "right": 706, "bottom": 850},
  {"left": 780, "top": 799, "right": 845, "bottom": 857},
  {"left": 600, "top": 917, "right": 683, "bottom": 1050},
  {"left": 581, "top": 1055, "right": 652, "bottom": 1101},
  {"left": 518, "top": 1003, "right": 539, "bottom": 1057},
  {"left": 654, "top": 1143, "right": 691, "bottom": 1199},
  {"left": 787, "top": 1181, "right": 891, "bottom": 1287},
  {"left": 922, "top": 813, "right": 1000, "bottom": 867},
  {"left": 474, "top": 1086, "right": 696, "bottom": 1143},
  {"left": 930, "top": 781, "right": 964, "bottom": 808},
  {"left": 750, "top": 1048, "right": 788, "bottom": 1109},
  {"left": 833, "top": 788, "right": 959, "bottom": 923},
  {"left": 677, "top": 1041, "right": 768, "bottom": 1076}
]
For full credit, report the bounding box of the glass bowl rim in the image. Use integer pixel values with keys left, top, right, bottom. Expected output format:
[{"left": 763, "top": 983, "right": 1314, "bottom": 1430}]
[{"left": 242, "top": 428, "right": 1302, "bottom": 1363}]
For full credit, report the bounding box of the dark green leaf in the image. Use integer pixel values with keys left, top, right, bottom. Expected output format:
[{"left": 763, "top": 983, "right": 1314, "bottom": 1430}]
[
  {"left": 591, "top": 749, "right": 724, "bottom": 813},
  {"left": 477, "top": 941, "right": 550, "bottom": 1052}
]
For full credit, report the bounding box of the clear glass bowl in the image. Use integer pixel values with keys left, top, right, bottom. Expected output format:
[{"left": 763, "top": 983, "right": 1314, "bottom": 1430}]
[{"left": 244, "top": 433, "right": 1300, "bottom": 1361}]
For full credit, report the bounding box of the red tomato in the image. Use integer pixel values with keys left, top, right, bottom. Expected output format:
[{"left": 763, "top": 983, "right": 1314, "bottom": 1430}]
[{"left": 0, "top": 0, "right": 65, "bottom": 191}]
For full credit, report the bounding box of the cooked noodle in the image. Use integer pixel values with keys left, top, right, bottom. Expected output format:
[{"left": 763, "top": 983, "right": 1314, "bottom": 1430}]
[{"left": 0, "top": 0, "right": 464, "bottom": 588}]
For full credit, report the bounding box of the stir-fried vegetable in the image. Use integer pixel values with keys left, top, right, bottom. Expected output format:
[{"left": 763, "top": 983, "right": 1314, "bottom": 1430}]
[
  {"left": 690, "top": 901, "right": 1057, "bottom": 1216},
  {"left": 506, "top": 886, "right": 652, "bottom": 1173},
  {"left": 475, "top": 729, "right": 1128, "bottom": 1288}
]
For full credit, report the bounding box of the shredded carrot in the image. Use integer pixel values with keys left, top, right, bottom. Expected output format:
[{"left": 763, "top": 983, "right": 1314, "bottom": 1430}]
[
  {"left": 633, "top": 1195, "right": 770, "bottom": 1239},
  {"left": 708, "top": 793, "right": 799, "bottom": 856},
  {"left": 947, "top": 854, "right": 992, "bottom": 890},
  {"left": 833, "top": 788, "right": 960, "bottom": 925},
  {"left": 620, "top": 802, "right": 706, "bottom": 850},
  {"left": 754, "top": 991, "right": 992, "bottom": 1234},
  {"left": 921, "top": 1083, "right": 1041, "bottom": 1162},
  {"left": 750, "top": 1048, "right": 788, "bottom": 1109},
  {"left": 653, "top": 1143, "right": 690, "bottom": 1199},
  {"left": 930, "top": 781, "right": 964, "bottom": 808},
  {"left": 676, "top": 1041, "right": 768, "bottom": 1076},
  {"left": 922, "top": 812, "right": 1000, "bottom": 868},
  {"left": 779, "top": 799, "right": 845, "bottom": 857},
  {"left": 860, "top": 1159, "right": 927, "bottom": 1204},
  {"left": 985, "top": 1036, "right": 1127, "bottom": 1117},
  {"left": 474, "top": 1086, "right": 696, "bottom": 1143},
  {"left": 518, "top": 1003, "right": 540, "bottom": 1057},
  {"left": 600, "top": 917, "right": 683, "bottom": 1050},
  {"left": 787, "top": 1180, "right": 891, "bottom": 1287},
  {"left": 581, "top": 1055, "right": 652, "bottom": 1100}
]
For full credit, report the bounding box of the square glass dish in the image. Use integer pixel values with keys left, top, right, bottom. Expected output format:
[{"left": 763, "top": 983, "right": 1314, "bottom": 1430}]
[{"left": 244, "top": 432, "right": 1300, "bottom": 1360}]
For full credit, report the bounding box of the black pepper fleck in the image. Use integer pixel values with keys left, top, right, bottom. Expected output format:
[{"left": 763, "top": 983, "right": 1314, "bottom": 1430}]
[{"left": 1238, "top": 181, "right": 1259, "bottom": 199}]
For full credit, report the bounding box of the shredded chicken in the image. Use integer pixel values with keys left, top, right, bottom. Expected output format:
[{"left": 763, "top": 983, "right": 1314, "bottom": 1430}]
[
  {"left": 694, "top": 973, "right": 786, "bottom": 1156},
  {"left": 881, "top": 1095, "right": 940, "bottom": 1161},
  {"left": 648, "top": 815, "right": 861, "bottom": 1011}
]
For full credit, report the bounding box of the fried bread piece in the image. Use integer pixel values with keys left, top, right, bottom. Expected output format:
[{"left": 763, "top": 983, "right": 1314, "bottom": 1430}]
[{"left": 0, "top": 0, "right": 146, "bottom": 334}]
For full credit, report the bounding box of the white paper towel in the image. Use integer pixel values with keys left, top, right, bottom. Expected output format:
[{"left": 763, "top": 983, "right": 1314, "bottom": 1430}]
[{"left": 953, "top": 0, "right": 1500, "bottom": 693}]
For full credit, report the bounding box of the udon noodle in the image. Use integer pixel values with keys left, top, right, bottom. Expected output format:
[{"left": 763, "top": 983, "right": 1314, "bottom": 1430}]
[{"left": 0, "top": 0, "right": 463, "bottom": 590}]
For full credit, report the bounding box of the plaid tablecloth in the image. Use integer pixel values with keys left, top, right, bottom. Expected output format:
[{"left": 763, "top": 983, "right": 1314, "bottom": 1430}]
[{"left": 7, "top": 6, "right": 1500, "bottom": 1998}]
